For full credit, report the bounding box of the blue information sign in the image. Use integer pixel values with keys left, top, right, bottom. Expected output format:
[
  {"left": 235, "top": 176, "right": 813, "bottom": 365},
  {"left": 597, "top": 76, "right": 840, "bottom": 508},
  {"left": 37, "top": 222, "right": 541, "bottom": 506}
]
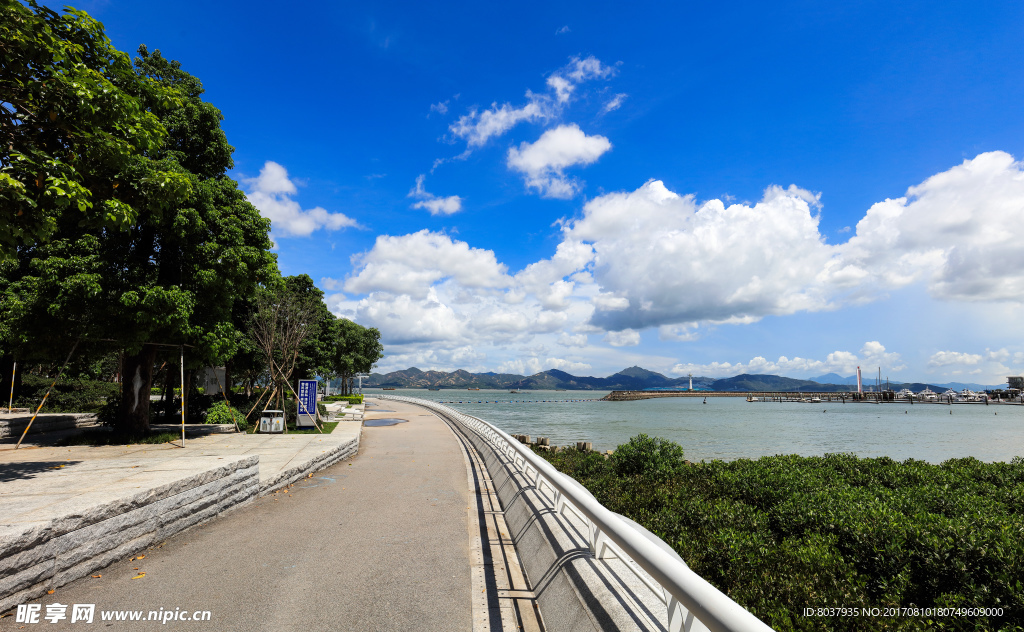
[{"left": 297, "top": 380, "right": 317, "bottom": 418}]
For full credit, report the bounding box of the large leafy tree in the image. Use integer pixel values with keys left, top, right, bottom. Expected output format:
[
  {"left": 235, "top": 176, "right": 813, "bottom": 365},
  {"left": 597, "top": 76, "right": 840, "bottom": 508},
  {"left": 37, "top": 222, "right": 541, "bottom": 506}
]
[
  {"left": 0, "top": 0, "right": 172, "bottom": 259},
  {"left": 330, "top": 318, "right": 383, "bottom": 395},
  {"left": 0, "top": 38, "right": 276, "bottom": 436}
]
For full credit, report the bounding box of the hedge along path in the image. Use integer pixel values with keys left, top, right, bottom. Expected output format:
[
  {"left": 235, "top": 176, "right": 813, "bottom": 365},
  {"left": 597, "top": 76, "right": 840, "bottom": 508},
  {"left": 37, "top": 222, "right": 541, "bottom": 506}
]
[{"left": 14, "top": 339, "right": 79, "bottom": 449}]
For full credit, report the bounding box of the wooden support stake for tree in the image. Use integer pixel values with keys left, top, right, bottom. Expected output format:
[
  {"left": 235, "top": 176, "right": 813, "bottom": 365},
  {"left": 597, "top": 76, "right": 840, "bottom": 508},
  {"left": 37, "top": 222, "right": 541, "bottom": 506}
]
[
  {"left": 179, "top": 346, "right": 186, "bottom": 448},
  {"left": 271, "top": 360, "right": 322, "bottom": 433},
  {"left": 7, "top": 360, "right": 15, "bottom": 413},
  {"left": 16, "top": 341, "right": 79, "bottom": 449}
]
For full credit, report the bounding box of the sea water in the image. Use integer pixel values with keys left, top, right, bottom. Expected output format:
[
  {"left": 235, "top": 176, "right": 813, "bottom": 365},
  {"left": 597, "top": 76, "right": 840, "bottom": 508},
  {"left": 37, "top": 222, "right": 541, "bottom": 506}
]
[{"left": 368, "top": 389, "right": 1024, "bottom": 463}]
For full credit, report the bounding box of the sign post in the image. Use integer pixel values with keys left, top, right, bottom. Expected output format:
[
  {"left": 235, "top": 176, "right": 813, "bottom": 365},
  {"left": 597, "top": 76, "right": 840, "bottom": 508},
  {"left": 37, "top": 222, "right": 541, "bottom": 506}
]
[{"left": 297, "top": 379, "right": 317, "bottom": 428}]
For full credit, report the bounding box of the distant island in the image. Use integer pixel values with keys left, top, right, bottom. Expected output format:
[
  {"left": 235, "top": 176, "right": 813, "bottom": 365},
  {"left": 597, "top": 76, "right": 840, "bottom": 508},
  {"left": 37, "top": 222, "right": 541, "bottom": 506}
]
[{"left": 364, "top": 366, "right": 1003, "bottom": 393}]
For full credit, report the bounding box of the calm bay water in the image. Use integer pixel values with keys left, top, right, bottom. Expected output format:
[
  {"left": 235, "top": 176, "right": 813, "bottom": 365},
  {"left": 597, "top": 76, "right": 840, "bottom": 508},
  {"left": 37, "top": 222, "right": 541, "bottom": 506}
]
[{"left": 368, "top": 389, "right": 1024, "bottom": 463}]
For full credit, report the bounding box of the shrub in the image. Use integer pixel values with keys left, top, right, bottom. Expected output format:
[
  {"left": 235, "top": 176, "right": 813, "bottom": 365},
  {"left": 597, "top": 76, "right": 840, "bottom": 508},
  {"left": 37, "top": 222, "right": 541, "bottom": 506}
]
[
  {"left": 535, "top": 437, "right": 1024, "bottom": 631},
  {"left": 205, "top": 401, "right": 244, "bottom": 428},
  {"left": 323, "top": 394, "right": 363, "bottom": 404},
  {"left": 14, "top": 374, "right": 119, "bottom": 413},
  {"left": 610, "top": 433, "right": 687, "bottom": 480}
]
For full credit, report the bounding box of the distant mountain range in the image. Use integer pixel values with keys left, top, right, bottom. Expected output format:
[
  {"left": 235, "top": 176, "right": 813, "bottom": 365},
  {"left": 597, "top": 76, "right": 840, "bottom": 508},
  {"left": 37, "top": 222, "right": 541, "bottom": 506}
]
[{"left": 364, "top": 366, "right": 1006, "bottom": 392}]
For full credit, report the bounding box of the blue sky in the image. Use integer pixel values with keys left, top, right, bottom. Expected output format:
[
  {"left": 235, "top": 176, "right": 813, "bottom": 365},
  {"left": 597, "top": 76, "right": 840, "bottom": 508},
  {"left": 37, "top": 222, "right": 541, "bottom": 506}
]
[{"left": 59, "top": 0, "right": 1024, "bottom": 384}]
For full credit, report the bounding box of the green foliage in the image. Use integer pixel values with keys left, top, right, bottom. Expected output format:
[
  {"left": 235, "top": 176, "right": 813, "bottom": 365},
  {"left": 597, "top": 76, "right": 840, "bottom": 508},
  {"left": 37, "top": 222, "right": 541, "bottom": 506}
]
[
  {"left": 13, "top": 373, "right": 118, "bottom": 412},
  {"left": 0, "top": 0, "right": 174, "bottom": 258},
  {"left": 204, "top": 400, "right": 242, "bottom": 426},
  {"left": 322, "top": 394, "right": 363, "bottom": 404},
  {"left": 610, "top": 433, "right": 687, "bottom": 480},
  {"left": 537, "top": 437, "right": 1024, "bottom": 631}
]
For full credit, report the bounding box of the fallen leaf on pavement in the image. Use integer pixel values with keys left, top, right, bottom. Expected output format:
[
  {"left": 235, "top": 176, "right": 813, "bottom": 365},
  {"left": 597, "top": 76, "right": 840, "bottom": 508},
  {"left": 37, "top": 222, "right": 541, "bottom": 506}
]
[
  {"left": 91, "top": 575, "right": 102, "bottom": 578},
  {"left": 47, "top": 590, "right": 54, "bottom": 594},
  {"left": 137, "top": 555, "right": 145, "bottom": 559},
  {"left": 132, "top": 573, "right": 145, "bottom": 580}
]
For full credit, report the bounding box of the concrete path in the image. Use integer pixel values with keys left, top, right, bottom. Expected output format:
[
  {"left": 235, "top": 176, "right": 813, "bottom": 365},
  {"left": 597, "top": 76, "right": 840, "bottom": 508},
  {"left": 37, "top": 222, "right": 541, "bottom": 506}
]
[{"left": 0, "top": 400, "right": 475, "bottom": 631}]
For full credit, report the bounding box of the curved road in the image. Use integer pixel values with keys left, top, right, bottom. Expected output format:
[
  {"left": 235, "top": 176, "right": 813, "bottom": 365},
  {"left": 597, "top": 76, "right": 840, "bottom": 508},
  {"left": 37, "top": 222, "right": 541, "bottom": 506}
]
[{"left": 2, "top": 400, "right": 472, "bottom": 631}]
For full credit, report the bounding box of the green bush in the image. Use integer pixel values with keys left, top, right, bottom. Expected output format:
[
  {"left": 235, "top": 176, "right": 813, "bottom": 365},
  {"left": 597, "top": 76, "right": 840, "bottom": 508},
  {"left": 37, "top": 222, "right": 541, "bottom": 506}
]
[
  {"left": 322, "top": 394, "right": 363, "bottom": 404},
  {"left": 204, "top": 400, "right": 245, "bottom": 428},
  {"left": 13, "top": 374, "right": 119, "bottom": 413},
  {"left": 536, "top": 436, "right": 1024, "bottom": 631},
  {"left": 610, "top": 433, "right": 687, "bottom": 480}
]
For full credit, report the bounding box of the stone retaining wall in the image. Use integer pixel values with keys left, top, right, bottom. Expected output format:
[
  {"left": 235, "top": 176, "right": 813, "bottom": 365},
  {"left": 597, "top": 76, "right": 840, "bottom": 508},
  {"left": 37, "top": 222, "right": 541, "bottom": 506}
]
[
  {"left": 0, "top": 456, "right": 259, "bottom": 613},
  {"left": 0, "top": 414, "right": 98, "bottom": 440}
]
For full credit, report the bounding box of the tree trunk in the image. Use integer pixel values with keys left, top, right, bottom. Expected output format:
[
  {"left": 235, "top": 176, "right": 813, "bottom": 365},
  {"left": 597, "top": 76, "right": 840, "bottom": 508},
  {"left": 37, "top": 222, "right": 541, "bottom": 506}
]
[
  {"left": 223, "top": 361, "right": 233, "bottom": 399},
  {"left": 181, "top": 368, "right": 194, "bottom": 424},
  {"left": 161, "top": 363, "right": 175, "bottom": 421},
  {"left": 115, "top": 345, "right": 157, "bottom": 437}
]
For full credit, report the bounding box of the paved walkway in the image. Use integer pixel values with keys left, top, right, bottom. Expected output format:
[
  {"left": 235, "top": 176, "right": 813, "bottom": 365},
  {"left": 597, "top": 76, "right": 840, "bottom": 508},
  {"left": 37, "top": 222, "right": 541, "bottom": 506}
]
[{"left": 0, "top": 400, "right": 499, "bottom": 631}]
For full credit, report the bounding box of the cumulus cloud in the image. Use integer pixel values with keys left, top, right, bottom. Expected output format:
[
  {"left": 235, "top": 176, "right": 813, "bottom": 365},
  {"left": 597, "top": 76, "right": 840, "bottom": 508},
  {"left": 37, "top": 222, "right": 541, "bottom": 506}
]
[
  {"left": 335, "top": 151, "right": 1024, "bottom": 377},
  {"left": 408, "top": 174, "right": 463, "bottom": 215},
  {"left": 558, "top": 332, "right": 588, "bottom": 347},
  {"left": 345, "top": 230, "right": 511, "bottom": 298},
  {"left": 670, "top": 342, "right": 904, "bottom": 377},
  {"left": 564, "top": 179, "right": 831, "bottom": 330},
  {"left": 244, "top": 161, "right": 359, "bottom": 237},
  {"left": 430, "top": 100, "right": 449, "bottom": 115},
  {"left": 929, "top": 351, "right": 984, "bottom": 367},
  {"left": 448, "top": 55, "right": 616, "bottom": 150},
  {"left": 498, "top": 357, "right": 591, "bottom": 375},
  {"left": 605, "top": 329, "right": 640, "bottom": 347},
  {"left": 555, "top": 25, "right": 571, "bottom": 34},
  {"left": 507, "top": 124, "right": 611, "bottom": 198},
  {"left": 834, "top": 151, "right": 1024, "bottom": 302}
]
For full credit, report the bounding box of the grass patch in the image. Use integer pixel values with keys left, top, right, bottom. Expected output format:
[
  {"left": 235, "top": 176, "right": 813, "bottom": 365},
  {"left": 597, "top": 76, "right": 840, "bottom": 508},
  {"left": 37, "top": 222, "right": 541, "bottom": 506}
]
[{"left": 56, "top": 429, "right": 184, "bottom": 446}]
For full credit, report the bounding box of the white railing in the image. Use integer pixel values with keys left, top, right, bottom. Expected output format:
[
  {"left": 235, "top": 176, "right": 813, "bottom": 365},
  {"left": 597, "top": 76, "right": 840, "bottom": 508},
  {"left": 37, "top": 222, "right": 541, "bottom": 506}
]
[{"left": 379, "top": 395, "right": 775, "bottom": 632}]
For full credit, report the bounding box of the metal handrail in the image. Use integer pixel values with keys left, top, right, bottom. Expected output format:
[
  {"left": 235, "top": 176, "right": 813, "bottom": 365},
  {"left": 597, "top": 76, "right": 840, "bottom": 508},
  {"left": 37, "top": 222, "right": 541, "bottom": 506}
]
[{"left": 380, "top": 395, "right": 775, "bottom": 632}]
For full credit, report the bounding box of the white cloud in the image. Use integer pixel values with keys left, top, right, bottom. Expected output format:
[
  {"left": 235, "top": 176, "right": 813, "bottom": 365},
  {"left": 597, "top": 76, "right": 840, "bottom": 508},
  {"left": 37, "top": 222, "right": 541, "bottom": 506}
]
[
  {"left": 564, "top": 55, "right": 617, "bottom": 82},
  {"left": 928, "top": 351, "right": 984, "bottom": 367},
  {"left": 605, "top": 329, "right": 640, "bottom": 347},
  {"left": 658, "top": 323, "right": 700, "bottom": 342},
  {"left": 244, "top": 161, "right": 359, "bottom": 237},
  {"left": 334, "top": 152, "right": 1024, "bottom": 378},
  {"left": 408, "top": 174, "right": 463, "bottom": 215},
  {"left": 430, "top": 100, "right": 449, "bottom": 115},
  {"left": 834, "top": 151, "right": 1024, "bottom": 303},
  {"left": 555, "top": 25, "right": 571, "bottom": 34},
  {"left": 447, "top": 55, "right": 616, "bottom": 150},
  {"left": 449, "top": 94, "right": 552, "bottom": 148},
  {"left": 547, "top": 75, "right": 575, "bottom": 104},
  {"left": 558, "top": 332, "right": 588, "bottom": 347},
  {"left": 497, "top": 356, "right": 591, "bottom": 375},
  {"left": 345, "top": 230, "right": 510, "bottom": 298},
  {"left": 566, "top": 179, "right": 832, "bottom": 330},
  {"left": 601, "top": 93, "right": 628, "bottom": 114},
  {"left": 507, "top": 124, "right": 611, "bottom": 198},
  {"left": 670, "top": 342, "right": 904, "bottom": 377}
]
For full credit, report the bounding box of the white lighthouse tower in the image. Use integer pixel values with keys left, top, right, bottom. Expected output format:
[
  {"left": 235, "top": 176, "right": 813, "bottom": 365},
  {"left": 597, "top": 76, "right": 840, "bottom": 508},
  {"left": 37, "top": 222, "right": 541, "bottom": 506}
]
[
  {"left": 856, "top": 366, "right": 863, "bottom": 394},
  {"left": 688, "top": 373, "right": 693, "bottom": 391}
]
